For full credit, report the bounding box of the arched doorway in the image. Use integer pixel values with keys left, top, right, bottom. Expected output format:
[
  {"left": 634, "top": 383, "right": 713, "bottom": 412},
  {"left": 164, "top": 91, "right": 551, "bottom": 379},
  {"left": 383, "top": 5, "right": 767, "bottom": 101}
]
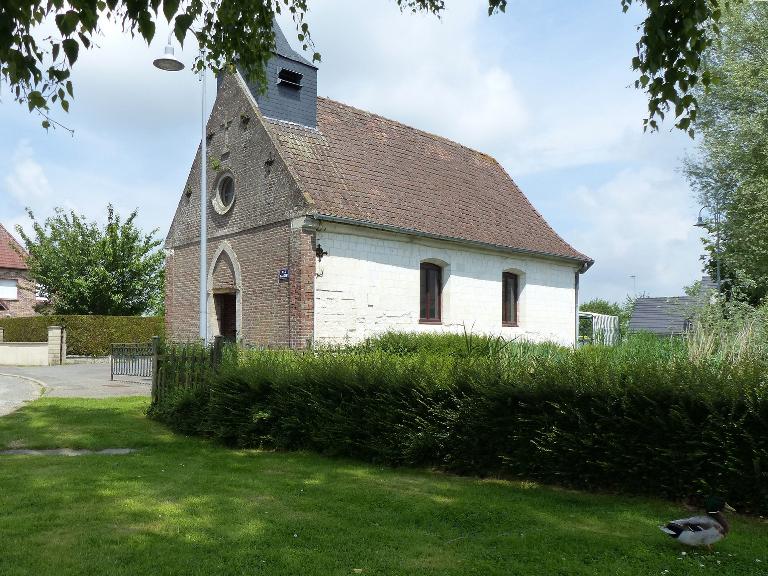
[{"left": 208, "top": 242, "right": 243, "bottom": 342}]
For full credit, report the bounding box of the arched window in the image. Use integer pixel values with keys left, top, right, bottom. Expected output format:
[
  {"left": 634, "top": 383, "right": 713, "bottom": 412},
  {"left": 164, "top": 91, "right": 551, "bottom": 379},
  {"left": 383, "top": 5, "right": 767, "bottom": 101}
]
[
  {"left": 420, "top": 262, "right": 442, "bottom": 323},
  {"left": 502, "top": 272, "right": 519, "bottom": 326}
]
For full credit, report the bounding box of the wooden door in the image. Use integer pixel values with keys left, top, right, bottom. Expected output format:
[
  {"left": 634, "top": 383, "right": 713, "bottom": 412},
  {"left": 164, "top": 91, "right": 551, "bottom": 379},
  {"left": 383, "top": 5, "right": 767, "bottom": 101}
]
[{"left": 214, "top": 292, "right": 237, "bottom": 341}]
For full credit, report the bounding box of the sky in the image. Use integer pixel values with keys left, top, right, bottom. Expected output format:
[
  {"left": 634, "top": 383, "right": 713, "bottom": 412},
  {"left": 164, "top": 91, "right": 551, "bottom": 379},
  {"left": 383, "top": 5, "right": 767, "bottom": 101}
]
[{"left": 0, "top": 0, "right": 707, "bottom": 303}]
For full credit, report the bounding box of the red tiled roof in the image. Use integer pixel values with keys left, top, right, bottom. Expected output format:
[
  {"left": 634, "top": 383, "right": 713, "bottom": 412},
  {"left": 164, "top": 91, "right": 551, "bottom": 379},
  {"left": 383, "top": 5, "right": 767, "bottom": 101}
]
[
  {"left": 0, "top": 224, "right": 28, "bottom": 270},
  {"left": 266, "top": 97, "right": 591, "bottom": 264}
]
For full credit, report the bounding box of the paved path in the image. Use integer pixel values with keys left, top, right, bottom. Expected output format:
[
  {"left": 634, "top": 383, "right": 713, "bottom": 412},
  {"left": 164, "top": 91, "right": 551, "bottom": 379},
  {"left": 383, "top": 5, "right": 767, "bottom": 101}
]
[
  {"left": 0, "top": 364, "right": 150, "bottom": 416},
  {"left": 0, "top": 374, "right": 42, "bottom": 416}
]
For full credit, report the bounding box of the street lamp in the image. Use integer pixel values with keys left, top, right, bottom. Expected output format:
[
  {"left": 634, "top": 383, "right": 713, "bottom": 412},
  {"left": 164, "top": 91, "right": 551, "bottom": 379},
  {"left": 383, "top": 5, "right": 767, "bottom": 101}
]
[
  {"left": 694, "top": 205, "right": 722, "bottom": 293},
  {"left": 152, "top": 40, "right": 184, "bottom": 72},
  {"left": 154, "top": 35, "right": 208, "bottom": 343}
]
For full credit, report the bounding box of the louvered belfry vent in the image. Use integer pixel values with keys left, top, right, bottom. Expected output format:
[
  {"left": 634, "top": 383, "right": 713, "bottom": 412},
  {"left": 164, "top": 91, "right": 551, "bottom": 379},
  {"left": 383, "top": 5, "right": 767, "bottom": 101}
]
[
  {"left": 278, "top": 68, "right": 303, "bottom": 88},
  {"left": 240, "top": 23, "right": 318, "bottom": 128}
]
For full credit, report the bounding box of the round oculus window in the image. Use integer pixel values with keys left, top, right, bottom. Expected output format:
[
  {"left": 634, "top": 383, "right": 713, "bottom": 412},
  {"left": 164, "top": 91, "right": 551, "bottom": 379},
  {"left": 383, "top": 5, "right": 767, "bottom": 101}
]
[{"left": 213, "top": 175, "right": 235, "bottom": 214}]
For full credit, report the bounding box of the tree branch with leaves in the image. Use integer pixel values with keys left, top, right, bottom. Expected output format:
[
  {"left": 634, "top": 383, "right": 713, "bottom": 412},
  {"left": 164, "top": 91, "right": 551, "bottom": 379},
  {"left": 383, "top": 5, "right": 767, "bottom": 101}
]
[{"left": 0, "top": 0, "right": 731, "bottom": 133}]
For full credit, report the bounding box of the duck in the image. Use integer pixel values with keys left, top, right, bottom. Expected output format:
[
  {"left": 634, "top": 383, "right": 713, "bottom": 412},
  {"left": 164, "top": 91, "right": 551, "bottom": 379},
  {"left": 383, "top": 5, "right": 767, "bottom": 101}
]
[{"left": 659, "top": 497, "right": 735, "bottom": 548}]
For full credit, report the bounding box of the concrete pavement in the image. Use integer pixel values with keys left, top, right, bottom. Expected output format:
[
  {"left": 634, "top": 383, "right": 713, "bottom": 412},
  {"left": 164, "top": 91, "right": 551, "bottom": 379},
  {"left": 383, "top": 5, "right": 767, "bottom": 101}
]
[
  {"left": 0, "top": 364, "right": 150, "bottom": 416},
  {"left": 0, "top": 374, "right": 43, "bottom": 416}
]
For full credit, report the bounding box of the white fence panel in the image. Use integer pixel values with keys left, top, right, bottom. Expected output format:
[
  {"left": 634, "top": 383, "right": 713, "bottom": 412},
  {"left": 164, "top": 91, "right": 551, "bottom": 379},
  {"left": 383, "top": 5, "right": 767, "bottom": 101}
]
[{"left": 579, "top": 311, "right": 620, "bottom": 346}]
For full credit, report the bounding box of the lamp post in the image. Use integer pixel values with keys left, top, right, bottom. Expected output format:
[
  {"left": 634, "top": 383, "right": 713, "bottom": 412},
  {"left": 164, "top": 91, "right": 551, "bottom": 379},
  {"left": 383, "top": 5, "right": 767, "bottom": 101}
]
[
  {"left": 154, "top": 36, "right": 208, "bottom": 343},
  {"left": 694, "top": 205, "right": 722, "bottom": 293}
]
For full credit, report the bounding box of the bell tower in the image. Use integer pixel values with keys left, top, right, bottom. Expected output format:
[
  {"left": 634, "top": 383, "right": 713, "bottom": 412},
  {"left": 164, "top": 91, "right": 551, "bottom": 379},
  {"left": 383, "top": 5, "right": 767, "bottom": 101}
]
[{"left": 242, "top": 23, "right": 318, "bottom": 128}]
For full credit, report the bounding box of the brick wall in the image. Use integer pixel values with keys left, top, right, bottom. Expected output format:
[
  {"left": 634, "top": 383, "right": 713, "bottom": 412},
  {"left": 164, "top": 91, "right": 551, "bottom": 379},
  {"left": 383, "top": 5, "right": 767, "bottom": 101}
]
[
  {"left": 0, "top": 268, "right": 36, "bottom": 318},
  {"left": 165, "top": 72, "right": 316, "bottom": 347},
  {"left": 211, "top": 252, "right": 236, "bottom": 291},
  {"left": 289, "top": 219, "right": 316, "bottom": 348},
  {"left": 166, "top": 222, "right": 315, "bottom": 347},
  {"left": 314, "top": 223, "right": 580, "bottom": 347}
]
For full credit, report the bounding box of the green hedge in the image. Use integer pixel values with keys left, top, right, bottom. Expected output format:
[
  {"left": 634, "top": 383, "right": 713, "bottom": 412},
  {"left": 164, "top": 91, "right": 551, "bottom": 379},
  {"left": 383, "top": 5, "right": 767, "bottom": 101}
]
[
  {"left": 0, "top": 315, "right": 164, "bottom": 356},
  {"left": 149, "top": 333, "right": 768, "bottom": 514}
]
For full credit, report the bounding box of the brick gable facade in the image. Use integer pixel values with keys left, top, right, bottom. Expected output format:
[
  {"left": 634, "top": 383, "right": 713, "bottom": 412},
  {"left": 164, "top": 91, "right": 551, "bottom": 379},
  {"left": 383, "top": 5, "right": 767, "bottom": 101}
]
[{"left": 165, "top": 73, "right": 316, "bottom": 347}]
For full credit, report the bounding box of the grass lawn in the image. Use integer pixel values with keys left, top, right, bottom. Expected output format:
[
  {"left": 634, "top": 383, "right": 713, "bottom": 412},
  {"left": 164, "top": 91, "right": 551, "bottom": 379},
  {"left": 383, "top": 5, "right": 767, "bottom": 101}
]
[{"left": 0, "top": 398, "right": 766, "bottom": 576}]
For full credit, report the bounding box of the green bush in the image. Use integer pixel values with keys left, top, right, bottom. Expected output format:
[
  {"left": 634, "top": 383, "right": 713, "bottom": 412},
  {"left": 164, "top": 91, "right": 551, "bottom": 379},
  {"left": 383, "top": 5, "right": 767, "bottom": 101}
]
[
  {"left": 355, "top": 330, "right": 560, "bottom": 357},
  {"left": 150, "top": 332, "right": 768, "bottom": 514},
  {"left": 0, "top": 315, "right": 164, "bottom": 356}
]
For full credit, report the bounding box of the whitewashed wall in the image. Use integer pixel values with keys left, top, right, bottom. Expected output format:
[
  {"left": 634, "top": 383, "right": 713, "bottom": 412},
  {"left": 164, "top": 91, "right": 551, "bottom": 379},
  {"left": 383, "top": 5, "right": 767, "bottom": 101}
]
[
  {"left": 313, "top": 223, "right": 580, "bottom": 346},
  {"left": 0, "top": 343, "right": 49, "bottom": 366}
]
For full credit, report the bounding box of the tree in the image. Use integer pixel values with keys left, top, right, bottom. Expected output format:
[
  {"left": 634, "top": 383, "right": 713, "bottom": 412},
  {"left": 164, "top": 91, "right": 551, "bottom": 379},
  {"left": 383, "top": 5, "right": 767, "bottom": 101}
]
[
  {"left": 684, "top": 2, "right": 768, "bottom": 305},
  {"left": 15, "top": 205, "right": 165, "bottom": 315},
  {"left": 0, "top": 0, "right": 729, "bottom": 133}
]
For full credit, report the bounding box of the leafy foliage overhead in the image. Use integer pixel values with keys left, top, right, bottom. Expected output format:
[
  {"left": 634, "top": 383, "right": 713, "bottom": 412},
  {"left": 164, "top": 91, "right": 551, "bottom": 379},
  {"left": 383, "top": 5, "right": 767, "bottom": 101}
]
[
  {"left": 0, "top": 0, "right": 730, "bottom": 132},
  {"left": 622, "top": 0, "right": 729, "bottom": 134},
  {"left": 15, "top": 205, "right": 164, "bottom": 316},
  {"left": 684, "top": 2, "right": 768, "bottom": 305}
]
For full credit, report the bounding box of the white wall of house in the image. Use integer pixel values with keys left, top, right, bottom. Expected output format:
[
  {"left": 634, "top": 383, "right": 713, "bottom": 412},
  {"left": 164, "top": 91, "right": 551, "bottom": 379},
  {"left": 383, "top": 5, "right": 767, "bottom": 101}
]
[{"left": 313, "top": 223, "right": 580, "bottom": 346}]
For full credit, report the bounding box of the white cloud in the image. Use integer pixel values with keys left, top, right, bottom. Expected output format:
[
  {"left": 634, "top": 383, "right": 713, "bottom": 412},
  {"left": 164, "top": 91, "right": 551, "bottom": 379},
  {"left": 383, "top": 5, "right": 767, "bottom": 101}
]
[
  {"left": 294, "top": 1, "right": 528, "bottom": 158},
  {"left": 504, "top": 111, "right": 640, "bottom": 175},
  {"left": 1, "top": 136, "right": 170, "bottom": 243},
  {"left": 293, "top": 1, "right": 687, "bottom": 179},
  {"left": 5, "top": 140, "right": 52, "bottom": 203},
  {"left": 570, "top": 167, "right": 704, "bottom": 302},
  {"left": 0, "top": 213, "right": 32, "bottom": 245}
]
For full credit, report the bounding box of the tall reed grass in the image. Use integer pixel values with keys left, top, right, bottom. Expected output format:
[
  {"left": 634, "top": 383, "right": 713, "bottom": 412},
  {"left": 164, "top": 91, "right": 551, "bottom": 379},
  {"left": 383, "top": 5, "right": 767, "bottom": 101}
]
[{"left": 687, "top": 301, "right": 768, "bottom": 365}]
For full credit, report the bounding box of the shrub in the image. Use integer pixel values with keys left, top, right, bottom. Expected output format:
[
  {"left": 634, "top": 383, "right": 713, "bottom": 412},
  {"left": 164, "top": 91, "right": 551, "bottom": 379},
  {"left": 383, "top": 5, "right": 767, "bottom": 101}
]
[
  {"left": 0, "top": 315, "right": 164, "bottom": 356},
  {"left": 150, "top": 333, "right": 768, "bottom": 514}
]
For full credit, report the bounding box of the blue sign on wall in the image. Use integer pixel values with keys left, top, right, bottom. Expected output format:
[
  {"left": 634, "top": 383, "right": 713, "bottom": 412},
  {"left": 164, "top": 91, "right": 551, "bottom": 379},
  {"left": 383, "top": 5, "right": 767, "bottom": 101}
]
[{"left": 279, "top": 267, "right": 290, "bottom": 282}]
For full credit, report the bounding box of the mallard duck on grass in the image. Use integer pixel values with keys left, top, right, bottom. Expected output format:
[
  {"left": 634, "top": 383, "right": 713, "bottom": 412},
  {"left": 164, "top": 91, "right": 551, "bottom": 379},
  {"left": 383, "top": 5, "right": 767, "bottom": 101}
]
[{"left": 660, "top": 497, "right": 736, "bottom": 548}]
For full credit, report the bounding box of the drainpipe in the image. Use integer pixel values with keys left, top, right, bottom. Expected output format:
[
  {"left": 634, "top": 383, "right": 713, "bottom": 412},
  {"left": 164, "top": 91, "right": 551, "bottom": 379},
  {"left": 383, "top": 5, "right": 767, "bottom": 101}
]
[{"left": 574, "top": 271, "right": 580, "bottom": 348}]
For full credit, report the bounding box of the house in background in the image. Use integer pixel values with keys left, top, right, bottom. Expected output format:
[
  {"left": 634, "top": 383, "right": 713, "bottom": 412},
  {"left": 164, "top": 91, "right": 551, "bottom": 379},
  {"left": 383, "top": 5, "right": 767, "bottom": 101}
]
[
  {"left": 0, "top": 224, "right": 36, "bottom": 318},
  {"left": 164, "top": 24, "right": 592, "bottom": 348},
  {"left": 629, "top": 276, "right": 716, "bottom": 336}
]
